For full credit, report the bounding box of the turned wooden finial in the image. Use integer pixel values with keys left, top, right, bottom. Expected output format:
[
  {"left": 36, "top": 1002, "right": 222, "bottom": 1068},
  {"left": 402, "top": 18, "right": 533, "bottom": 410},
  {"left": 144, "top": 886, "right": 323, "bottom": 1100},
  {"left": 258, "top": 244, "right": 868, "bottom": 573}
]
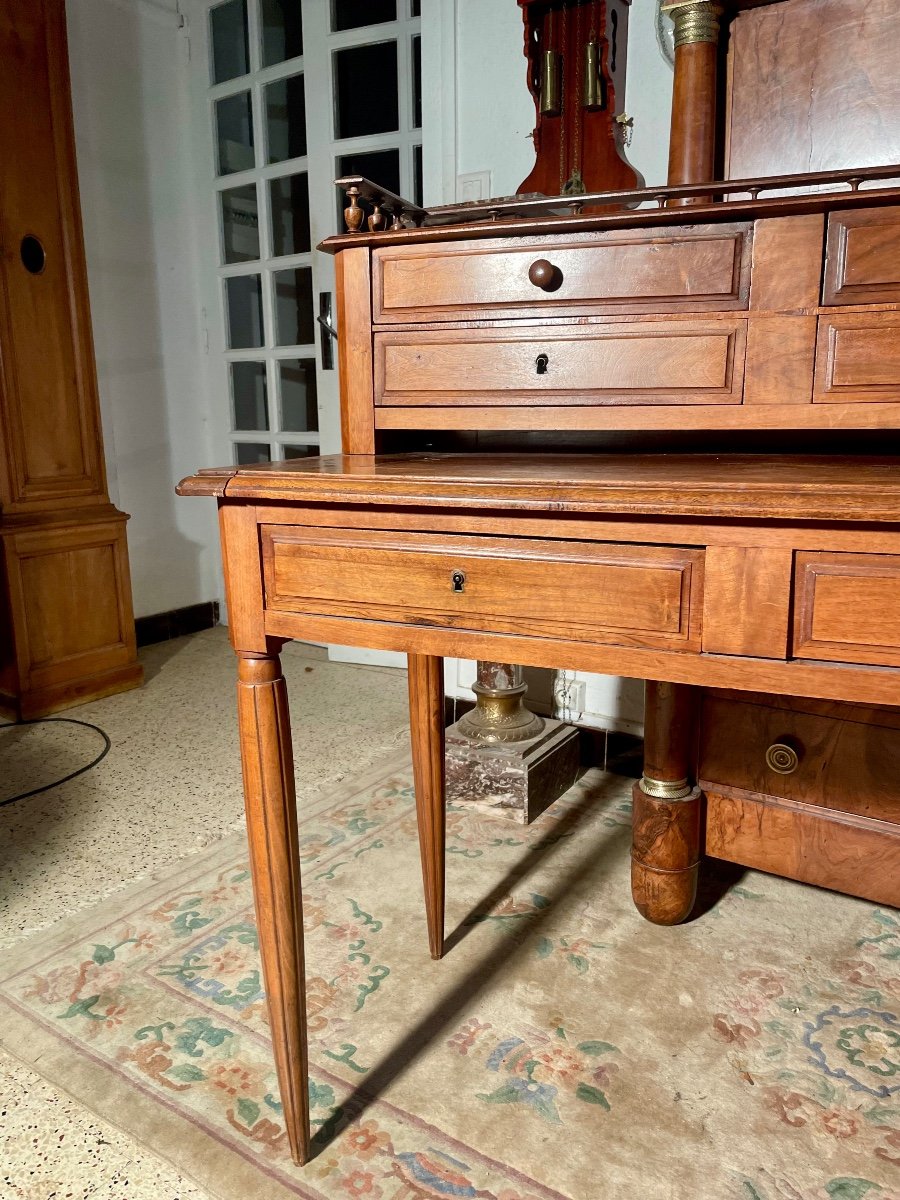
[
  {"left": 368, "top": 200, "right": 386, "bottom": 233},
  {"left": 343, "top": 186, "right": 364, "bottom": 233}
]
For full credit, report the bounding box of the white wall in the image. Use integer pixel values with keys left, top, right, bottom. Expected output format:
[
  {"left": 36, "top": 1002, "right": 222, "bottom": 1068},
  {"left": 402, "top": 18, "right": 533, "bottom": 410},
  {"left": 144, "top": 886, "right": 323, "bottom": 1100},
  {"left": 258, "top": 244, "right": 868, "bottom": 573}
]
[
  {"left": 422, "top": 0, "right": 674, "bottom": 732},
  {"left": 67, "top": 0, "right": 221, "bottom": 619}
]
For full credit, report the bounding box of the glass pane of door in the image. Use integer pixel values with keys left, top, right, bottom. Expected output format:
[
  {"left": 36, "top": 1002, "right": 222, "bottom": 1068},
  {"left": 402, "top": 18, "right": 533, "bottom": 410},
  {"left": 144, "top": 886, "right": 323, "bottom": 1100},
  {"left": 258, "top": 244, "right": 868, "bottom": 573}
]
[
  {"left": 211, "top": 0, "right": 249, "bottom": 82},
  {"left": 331, "top": 1, "right": 397, "bottom": 32},
  {"left": 335, "top": 42, "right": 398, "bottom": 138},
  {"left": 261, "top": 0, "right": 303, "bottom": 64}
]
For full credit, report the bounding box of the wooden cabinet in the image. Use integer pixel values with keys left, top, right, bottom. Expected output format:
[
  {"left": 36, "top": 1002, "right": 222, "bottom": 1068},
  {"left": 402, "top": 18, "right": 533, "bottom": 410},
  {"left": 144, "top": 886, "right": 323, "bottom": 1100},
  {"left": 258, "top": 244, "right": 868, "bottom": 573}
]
[{"left": 0, "top": 0, "right": 141, "bottom": 718}]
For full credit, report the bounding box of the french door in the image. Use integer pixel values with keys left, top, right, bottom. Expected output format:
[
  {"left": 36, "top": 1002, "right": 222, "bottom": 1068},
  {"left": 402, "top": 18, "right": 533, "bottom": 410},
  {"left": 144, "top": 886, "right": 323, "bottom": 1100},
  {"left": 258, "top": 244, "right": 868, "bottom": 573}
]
[
  {"left": 190, "top": 0, "right": 422, "bottom": 663},
  {"left": 191, "top": 0, "right": 423, "bottom": 468}
]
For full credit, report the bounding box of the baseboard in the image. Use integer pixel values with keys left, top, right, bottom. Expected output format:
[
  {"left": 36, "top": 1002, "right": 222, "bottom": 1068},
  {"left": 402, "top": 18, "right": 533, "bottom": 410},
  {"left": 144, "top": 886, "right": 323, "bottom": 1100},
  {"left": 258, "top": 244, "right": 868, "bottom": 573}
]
[{"left": 136, "top": 601, "right": 220, "bottom": 648}]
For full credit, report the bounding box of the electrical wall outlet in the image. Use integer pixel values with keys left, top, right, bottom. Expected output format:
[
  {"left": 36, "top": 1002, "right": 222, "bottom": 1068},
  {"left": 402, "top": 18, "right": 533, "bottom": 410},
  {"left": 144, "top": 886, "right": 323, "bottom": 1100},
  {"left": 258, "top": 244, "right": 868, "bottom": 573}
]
[
  {"left": 553, "top": 676, "right": 586, "bottom": 720},
  {"left": 457, "top": 170, "right": 492, "bottom": 202}
]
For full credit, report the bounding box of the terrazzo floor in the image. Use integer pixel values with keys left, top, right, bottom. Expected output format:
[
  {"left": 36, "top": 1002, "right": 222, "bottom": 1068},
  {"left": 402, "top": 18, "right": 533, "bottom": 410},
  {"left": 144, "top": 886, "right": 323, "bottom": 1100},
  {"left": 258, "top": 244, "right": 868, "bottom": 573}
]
[{"left": 1, "top": 628, "right": 411, "bottom": 1200}]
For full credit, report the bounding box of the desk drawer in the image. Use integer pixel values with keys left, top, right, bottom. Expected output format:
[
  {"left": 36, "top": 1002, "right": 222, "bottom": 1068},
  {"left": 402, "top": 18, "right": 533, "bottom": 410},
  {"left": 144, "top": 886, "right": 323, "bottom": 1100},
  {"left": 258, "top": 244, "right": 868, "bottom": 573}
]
[
  {"left": 372, "top": 225, "right": 752, "bottom": 323},
  {"left": 793, "top": 551, "right": 900, "bottom": 667},
  {"left": 814, "top": 313, "right": 900, "bottom": 403},
  {"left": 374, "top": 321, "right": 746, "bottom": 407},
  {"left": 823, "top": 206, "right": 900, "bottom": 305},
  {"left": 699, "top": 692, "right": 900, "bottom": 824},
  {"left": 262, "top": 527, "right": 704, "bottom": 651}
]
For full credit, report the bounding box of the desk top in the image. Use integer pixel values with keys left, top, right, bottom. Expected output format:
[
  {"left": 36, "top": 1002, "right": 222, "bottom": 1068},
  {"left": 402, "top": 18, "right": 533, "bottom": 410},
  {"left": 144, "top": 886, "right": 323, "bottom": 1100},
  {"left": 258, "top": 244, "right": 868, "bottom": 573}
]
[{"left": 177, "top": 453, "right": 900, "bottom": 522}]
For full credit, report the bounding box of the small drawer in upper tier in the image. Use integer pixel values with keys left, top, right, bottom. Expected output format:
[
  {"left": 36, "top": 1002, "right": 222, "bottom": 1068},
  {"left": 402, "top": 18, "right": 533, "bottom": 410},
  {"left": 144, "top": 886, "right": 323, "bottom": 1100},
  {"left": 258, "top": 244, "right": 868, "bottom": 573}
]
[
  {"left": 793, "top": 551, "right": 900, "bottom": 668},
  {"left": 374, "top": 320, "right": 746, "bottom": 407},
  {"left": 372, "top": 225, "right": 752, "bottom": 323},
  {"left": 823, "top": 206, "right": 900, "bottom": 305}
]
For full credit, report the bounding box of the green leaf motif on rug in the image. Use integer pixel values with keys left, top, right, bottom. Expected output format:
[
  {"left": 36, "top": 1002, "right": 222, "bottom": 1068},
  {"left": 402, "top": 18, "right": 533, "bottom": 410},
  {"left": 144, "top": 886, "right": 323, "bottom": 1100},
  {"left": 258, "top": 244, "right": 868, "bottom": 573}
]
[
  {"left": 575, "top": 1082, "right": 610, "bottom": 1109},
  {"left": 171, "top": 910, "right": 213, "bottom": 936},
  {"left": 235, "top": 1097, "right": 260, "bottom": 1127},
  {"left": 168, "top": 1063, "right": 206, "bottom": 1083},
  {"left": 825, "top": 1180, "right": 882, "bottom": 1200},
  {"left": 307, "top": 1080, "right": 335, "bottom": 1109},
  {"left": 91, "top": 937, "right": 136, "bottom": 964},
  {"left": 58, "top": 994, "right": 103, "bottom": 1021}
]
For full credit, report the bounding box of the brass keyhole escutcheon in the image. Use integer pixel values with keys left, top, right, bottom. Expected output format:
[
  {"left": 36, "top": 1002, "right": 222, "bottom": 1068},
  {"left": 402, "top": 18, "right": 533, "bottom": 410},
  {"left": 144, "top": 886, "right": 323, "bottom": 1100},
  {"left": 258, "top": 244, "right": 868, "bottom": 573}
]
[
  {"left": 535, "top": 353, "right": 549, "bottom": 375},
  {"left": 450, "top": 569, "right": 466, "bottom": 593}
]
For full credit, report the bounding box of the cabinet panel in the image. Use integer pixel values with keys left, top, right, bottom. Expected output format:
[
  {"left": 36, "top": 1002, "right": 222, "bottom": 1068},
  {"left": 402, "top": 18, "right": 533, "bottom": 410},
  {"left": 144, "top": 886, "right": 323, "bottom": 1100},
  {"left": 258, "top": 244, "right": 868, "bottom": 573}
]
[{"left": 0, "top": 0, "right": 106, "bottom": 506}]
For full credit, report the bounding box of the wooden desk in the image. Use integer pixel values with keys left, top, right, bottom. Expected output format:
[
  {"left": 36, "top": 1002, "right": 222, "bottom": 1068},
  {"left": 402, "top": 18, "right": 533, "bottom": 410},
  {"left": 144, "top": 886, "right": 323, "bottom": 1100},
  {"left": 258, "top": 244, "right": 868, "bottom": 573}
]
[{"left": 178, "top": 451, "right": 900, "bottom": 1164}]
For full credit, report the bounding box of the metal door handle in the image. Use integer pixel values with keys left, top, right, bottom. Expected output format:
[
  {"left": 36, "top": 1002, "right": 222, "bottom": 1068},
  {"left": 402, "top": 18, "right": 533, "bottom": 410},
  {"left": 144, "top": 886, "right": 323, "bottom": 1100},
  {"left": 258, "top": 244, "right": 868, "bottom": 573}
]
[{"left": 317, "top": 292, "right": 337, "bottom": 370}]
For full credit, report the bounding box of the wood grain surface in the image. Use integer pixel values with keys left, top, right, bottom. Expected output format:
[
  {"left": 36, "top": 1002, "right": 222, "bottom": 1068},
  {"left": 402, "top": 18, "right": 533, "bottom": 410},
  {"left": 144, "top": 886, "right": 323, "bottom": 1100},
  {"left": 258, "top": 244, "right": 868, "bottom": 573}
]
[
  {"left": 180, "top": 454, "right": 900, "bottom": 523},
  {"left": 236, "top": 653, "right": 310, "bottom": 1165},
  {"left": 373, "top": 226, "right": 751, "bottom": 322},
  {"left": 407, "top": 653, "right": 446, "bottom": 960},
  {"left": 262, "top": 526, "right": 704, "bottom": 651},
  {"left": 699, "top": 691, "right": 900, "bottom": 823}
]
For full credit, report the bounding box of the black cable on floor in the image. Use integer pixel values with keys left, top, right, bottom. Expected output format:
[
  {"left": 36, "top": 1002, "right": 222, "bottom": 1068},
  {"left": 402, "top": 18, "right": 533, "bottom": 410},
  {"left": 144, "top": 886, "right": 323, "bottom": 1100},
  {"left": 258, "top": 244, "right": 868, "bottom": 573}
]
[{"left": 0, "top": 716, "right": 112, "bottom": 808}]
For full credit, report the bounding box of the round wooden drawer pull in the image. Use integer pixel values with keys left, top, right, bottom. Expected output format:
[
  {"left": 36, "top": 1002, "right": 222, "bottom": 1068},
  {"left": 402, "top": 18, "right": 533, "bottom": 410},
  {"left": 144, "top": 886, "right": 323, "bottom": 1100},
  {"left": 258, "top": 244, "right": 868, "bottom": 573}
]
[
  {"left": 528, "top": 258, "right": 561, "bottom": 290},
  {"left": 766, "top": 741, "right": 801, "bottom": 774}
]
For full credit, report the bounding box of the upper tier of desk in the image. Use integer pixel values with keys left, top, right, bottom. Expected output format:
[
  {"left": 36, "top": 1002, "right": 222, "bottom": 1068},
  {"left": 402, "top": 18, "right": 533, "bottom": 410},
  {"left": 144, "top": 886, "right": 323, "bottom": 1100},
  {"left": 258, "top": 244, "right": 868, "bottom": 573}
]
[
  {"left": 316, "top": 181, "right": 900, "bottom": 441},
  {"left": 177, "top": 452, "right": 900, "bottom": 522}
]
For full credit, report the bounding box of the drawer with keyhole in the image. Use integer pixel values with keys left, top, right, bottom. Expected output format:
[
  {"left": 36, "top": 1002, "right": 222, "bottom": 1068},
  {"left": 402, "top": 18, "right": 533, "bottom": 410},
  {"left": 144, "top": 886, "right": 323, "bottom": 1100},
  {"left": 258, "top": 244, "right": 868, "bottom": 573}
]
[
  {"left": 374, "top": 320, "right": 747, "bottom": 407},
  {"left": 261, "top": 526, "right": 705, "bottom": 652}
]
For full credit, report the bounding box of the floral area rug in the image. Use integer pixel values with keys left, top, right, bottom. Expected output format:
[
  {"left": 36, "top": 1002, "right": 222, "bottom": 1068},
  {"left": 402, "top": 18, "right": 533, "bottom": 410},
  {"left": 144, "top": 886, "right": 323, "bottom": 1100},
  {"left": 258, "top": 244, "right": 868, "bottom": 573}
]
[{"left": 1, "top": 752, "right": 898, "bottom": 1200}]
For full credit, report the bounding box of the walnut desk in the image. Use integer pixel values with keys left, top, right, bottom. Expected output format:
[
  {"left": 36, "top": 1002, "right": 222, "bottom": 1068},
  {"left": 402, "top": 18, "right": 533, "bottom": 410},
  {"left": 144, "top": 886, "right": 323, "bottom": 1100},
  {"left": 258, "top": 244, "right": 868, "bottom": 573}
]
[{"left": 178, "top": 450, "right": 900, "bottom": 1165}]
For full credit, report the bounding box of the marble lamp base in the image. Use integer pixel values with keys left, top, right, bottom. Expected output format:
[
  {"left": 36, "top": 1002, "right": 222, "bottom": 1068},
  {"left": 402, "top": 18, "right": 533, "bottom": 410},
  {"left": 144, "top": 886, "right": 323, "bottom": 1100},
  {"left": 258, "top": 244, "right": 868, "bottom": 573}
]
[{"left": 445, "top": 717, "right": 581, "bottom": 824}]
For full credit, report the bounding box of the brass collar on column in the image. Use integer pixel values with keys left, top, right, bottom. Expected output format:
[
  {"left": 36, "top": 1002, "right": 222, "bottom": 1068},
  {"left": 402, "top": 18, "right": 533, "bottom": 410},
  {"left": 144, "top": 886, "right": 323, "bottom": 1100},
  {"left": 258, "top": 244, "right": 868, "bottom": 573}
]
[{"left": 660, "top": 0, "right": 722, "bottom": 47}]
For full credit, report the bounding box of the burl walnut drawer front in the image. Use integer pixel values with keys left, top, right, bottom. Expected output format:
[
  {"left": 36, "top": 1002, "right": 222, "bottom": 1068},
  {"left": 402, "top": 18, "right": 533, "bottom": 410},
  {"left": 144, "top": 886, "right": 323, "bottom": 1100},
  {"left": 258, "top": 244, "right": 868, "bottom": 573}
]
[
  {"left": 823, "top": 206, "right": 900, "bottom": 306},
  {"left": 793, "top": 552, "right": 900, "bottom": 667},
  {"left": 262, "top": 527, "right": 704, "bottom": 651},
  {"left": 372, "top": 225, "right": 751, "bottom": 323},
  {"left": 698, "top": 693, "right": 900, "bottom": 823},
  {"left": 375, "top": 321, "right": 746, "bottom": 407},
  {"left": 814, "top": 313, "right": 900, "bottom": 403}
]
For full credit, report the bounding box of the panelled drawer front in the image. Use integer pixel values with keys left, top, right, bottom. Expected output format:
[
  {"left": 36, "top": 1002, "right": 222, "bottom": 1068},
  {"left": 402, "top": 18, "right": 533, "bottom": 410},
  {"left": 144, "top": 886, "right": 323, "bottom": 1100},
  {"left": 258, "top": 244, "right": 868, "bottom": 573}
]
[
  {"left": 814, "top": 314, "right": 900, "bottom": 403},
  {"left": 262, "top": 527, "right": 704, "bottom": 651},
  {"left": 823, "top": 206, "right": 900, "bottom": 305},
  {"left": 372, "top": 226, "right": 752, "bottom": 323},
  {"left": 793, "top": 551, "right": 900, "bottom": 667},
  {"left": 375, "top": 321, "right": 746, "bottom": 407},
  {"left": 698, "top": 694, "right": 900, "bottom": 823}
]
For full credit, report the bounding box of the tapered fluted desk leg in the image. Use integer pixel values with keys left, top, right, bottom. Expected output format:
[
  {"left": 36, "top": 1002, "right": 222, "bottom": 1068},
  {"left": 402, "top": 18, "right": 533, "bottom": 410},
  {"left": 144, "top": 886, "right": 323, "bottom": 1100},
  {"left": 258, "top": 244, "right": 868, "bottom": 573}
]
[
  {"left": 631, "top": 681, "right": 703, "bottom": 926},
  {"left": 407, "top": 653, "right": 446, "bottom": 960},
  {"left": 237, "top": 652, "right": 310, "bottom": 1165}
]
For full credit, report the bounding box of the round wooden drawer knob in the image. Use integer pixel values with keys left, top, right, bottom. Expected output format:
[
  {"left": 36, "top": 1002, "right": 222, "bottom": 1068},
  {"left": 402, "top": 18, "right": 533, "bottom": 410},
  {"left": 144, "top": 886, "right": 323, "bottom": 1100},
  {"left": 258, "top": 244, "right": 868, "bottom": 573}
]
[
  {"left": 765, "top": 741, "right": 801, "bottom": 775},
  {"left": 528, "top": 258, "right": 560, "bottom": 290}
]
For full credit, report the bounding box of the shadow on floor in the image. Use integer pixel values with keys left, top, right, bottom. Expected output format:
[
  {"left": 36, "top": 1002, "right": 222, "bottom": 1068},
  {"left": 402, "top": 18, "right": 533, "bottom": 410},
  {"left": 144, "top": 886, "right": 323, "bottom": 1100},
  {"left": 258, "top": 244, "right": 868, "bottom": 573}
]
[{"left": 310, "top": 773, "right": 631, "bottom": 1156}]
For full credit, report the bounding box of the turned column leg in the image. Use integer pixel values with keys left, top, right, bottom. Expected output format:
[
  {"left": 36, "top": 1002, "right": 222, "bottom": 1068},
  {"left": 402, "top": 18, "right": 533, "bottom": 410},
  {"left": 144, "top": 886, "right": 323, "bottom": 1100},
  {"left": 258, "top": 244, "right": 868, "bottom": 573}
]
[
  {"left": 408, "top": 653, "right": 446, "bottom": 960},
  {"left": 237, "top": 652, "right": 309, "bottom": 1165},
  {"left": 631, "top": 681, "right": 703, "bottom": 925},
  {"left": 662, "top": 0, "right": 723, "bottom": 204}
]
